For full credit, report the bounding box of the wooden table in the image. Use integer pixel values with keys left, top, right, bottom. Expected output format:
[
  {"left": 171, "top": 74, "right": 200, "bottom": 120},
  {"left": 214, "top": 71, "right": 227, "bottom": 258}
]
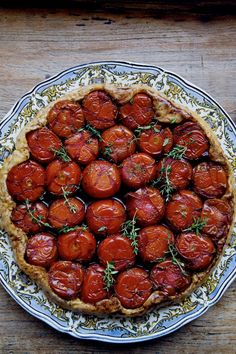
[{"left": 0, "top": 2, "right": 235, "bottom": 353}]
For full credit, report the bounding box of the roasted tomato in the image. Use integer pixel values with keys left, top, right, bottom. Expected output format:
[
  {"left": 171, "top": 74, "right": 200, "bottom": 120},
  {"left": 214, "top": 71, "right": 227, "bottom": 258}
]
[
  {"left": 166, "top": 190, "right": 203, "bottom": 231},
  {"left": 173, "top": 121, "right": 209, "bottom": 159},
  {"left": 119, "top": 93, "right": 154, "bottom": 130},
  {"left": 82, "top": 160, "right": 121, "bottom": 198},
  {"left": 138, "top": 125, "right": 173, "bottom": 156},
  {"left": 48, "top": 198, "right": 85, "bottom": 229},
  {"left": 114, "top": 267, "right": 152, "bottom": 309},
  {"left": 176, "top": 232, "right": 215, "bottom": 271},
  {"left": 97, "top": 234, "right": 135, "bottom": 271},
  {"left": 26, "top": 127, "right": 62, "bottom": 163},
  {"left": 82, "top": 90, "right": 117, "bottom": 130},
  {"left": 46, "top": 159, "right": 81, "bottom": 195},
  {"left": 100, "top": 125, "right": 136, "bottom": 163},
  {"left": 86, "top": 199, "right": 126, "bottom": 235},
  {"left": 138, "top": 225, "right": 174, "bottom": 263},
  {"left": 126, "top": 187, "right": 165, "bottom": 226},
  {"left": 26, "top": 232, "right": 58, "bottom": 267},
  {"left": 48, "top": 261, "right": 84, "bottom": 300},
  {"left": 11, "top": 202, "right": 48, "bottom": 233},
  {"left": 47, "top": 100, "right": 84, "bottom": 138},
  {"left": 80, "top": 264, "right": 109, "bottom": 304},
  {"left": 193, "top": 162, "right": 227, "bottom": 198},
  {"left": 7, "top": 160, "right": 45, "bottom": 202},
  {"left": 65, "top": 130, "right": 99, "bottom": 165},
  {"left": 58, "top": 227, "right": 96, "bottom": 262},
  {"left": 150, "top": 259, "right": 191, "bottom": 296},
  {"left": 121, "top": 153, "right": 156, "bottom": 189}
]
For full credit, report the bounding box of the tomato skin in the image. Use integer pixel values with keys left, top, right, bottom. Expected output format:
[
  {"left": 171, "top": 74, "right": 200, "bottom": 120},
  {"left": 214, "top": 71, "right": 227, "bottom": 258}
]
[
  {"left": 86, "top": 199, "right": 126, "bottom": 235},
  {"left": 46, "top": 159, "right": 81, "bottom": 195},
  {"left": 157, "top": 158, "right": 193, "bottom": 190},
  {"left": 82, "top": 160, "right": 121, "bottom": 198},
  {"left": 121, "top": 153, "right": 157, "bottom": 189},
  {"left": 11, "top": 202, "right": 48, "bottom": 233},
  {"left": 193, "top": 162, "right": 227, "bottom": 199},
  {"left": 114, "top": 267, "right": 152, "bottom": 309},
  {"left": 150, "top": 259, "right": 191, "bottom": 296},
  {"left": 97, "top": 234, "right": 135, "bottom": 271},
  {"left": 48, "top": 261, "right": 84, "bottom": 300},
  {"left": 48, "top": 198, "right": 85, "bottom": 229},
  {"left": 7, "top": 160, "right": 45, "bottom": 202},
  {"left": 47, "top": 100, "right": 84, "bottom": 138},
  {"left": 138, "top": 125, "right": 173, "bottom": 156},
  {"left": 58, "top": 228, "right": 96, "bottom": 262},
  {"left": 26, "top": 232, "right": 58, "bottom": 268},
  {"left": 120, "top": 93, "right": 154, "bottom": 130},
  {"left": 65, "top": 131, "right": 99, "bottom": 165},
  {"left": 175, "top": 232, "right": 215, "bottom": 271},
  {"left": 80, "top": 264, "right": 109, "bottom": 304},
  {"left": 126, "top": 187, "right": 165, "bottom": 227},
  {"left": 100, "top": 125, "right": 136, "bottom": 163},
  {"left": 138, "top": 225, "right": 174, "bottom": 263},
  {"left": 82, "top": 90, "right": 117, "bottom": 130}
]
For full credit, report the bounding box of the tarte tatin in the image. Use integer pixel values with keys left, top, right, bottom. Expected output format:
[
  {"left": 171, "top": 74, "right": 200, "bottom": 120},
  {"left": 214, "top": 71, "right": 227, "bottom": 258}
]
[{"left": 0, "top": 84, "right": 235, "bottom": 316}]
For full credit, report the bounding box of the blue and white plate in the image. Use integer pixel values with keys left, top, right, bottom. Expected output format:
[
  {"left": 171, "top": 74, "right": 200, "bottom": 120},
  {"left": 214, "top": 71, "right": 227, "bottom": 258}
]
[{"left": 0, "top": 61, "right": 235, "bottom": 343}]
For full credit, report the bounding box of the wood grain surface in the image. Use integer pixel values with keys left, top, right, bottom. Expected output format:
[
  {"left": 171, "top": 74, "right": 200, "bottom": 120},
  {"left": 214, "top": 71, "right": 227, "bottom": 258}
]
[{"left": 0, "top": 2, "right": 235, "bottom": 353}]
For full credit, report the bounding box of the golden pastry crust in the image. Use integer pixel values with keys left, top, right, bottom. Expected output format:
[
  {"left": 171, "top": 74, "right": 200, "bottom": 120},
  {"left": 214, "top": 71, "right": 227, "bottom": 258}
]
[{"left": 0, "top": 83, "right": 235, "bottom": 316}]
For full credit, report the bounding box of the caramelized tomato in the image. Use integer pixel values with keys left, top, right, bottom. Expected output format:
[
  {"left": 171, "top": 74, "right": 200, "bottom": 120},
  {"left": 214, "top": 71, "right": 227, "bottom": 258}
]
[
  {"left": 26, "top": 232, "right": 58, "bottom": 267},
  {"left": 157, "top": 158, "right": 193, "bottom": 190},
  {"left": 48, "top": 198, "right": 85, "bottom": 229},
  {"left": 11, "top": 202, "right": 48, "bottom": 233},
  {"left": 139, "top": 125, "right": 173, "bottom": 156}
]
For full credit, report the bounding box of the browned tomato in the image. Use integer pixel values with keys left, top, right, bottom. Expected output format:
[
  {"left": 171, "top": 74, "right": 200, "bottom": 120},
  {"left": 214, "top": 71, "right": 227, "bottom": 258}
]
[
  {"left": 121, "top": 153, "right": 156, "bottom": 189},
  {"left": 46, "top": 159, "right": 81, "bottom": 195},
  {"left": 26, "top": 232, "right": 58, "bottom": 267},
  {"left": 173, "top": 121, "right": 209, "bottom": 159},
  {"left": 114, "top": 267, "right": 152, "bottom": 309},
  {"left": 138, "top": 125, "right": 173, "bottom": 156},
  {"left": 48, "top": 261, "right": 84, "bottom": 300},
  {"left": 7, "top": 160, "right": 45, "bottom": 202},
  {"left": 119, "top": 93, "right": 154, "bottom": 130},
  {"left": 58, "top": 228, "right": 96, "bottom": 262},
  {"left": 138, "top": 225, "right": 174, "bottom": 263},
  {"left": 193, "top": 162, "right": 227, "bottom": 198},
  {"left": 47, "top": 100, "right": 84, "bottom": 138},
  {"left": 100, "top": 125, "right": 136, "bottom": 163},
  {"left": 82, "top": 90, "right": 117, "bottom": 130},
  {"left": 11, "top": 202, "right": 48, "bottom": 233},
  {"left": 126, "top": 187, "right": 165, "bottom": 227},
  {"left": 26, "top": 127, "right": 62, "bottom": 163},
  {"left": 82, "top": 160, "right": 121, "bottom": 198},
  {"left": 97, "top": 234, "right": 135, "bottom": 271},
  {"left": 166, "top": 190, "right": 203, "bottom": 231},
  {"left": 150, "top": 259, "right": 191, "bottom": 296},
  {"left": 86, "top": 199, "right": 126, "bottom": 235},
  {"left": 80, "top": 264, "right": 109, "bottom": 304},
  {"left": 48, "top": 198, "right": 85, "bottom": 229},
  {"left": 175, "top": 232, "right": 215, "bottom": 270},
  {"left": 64, "top": 130, "right": 99, "bottom": 165}
]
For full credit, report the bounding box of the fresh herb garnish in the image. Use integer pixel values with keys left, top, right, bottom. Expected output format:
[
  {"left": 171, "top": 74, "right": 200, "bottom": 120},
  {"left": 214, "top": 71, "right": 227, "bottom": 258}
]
[
  {"left": 51, "top": 146, "right": 71, "bottom": 162},
  {"left": 25, "top": 200, "right": 52, "bottom": 228},
  {"left": 78, "top": 123, "right": 103, "bottom": 142},
  {"left": 183, "top": 217, "right": 207, "bottom": 235},
  {"left": 61, "top": 186, "right": 78, "bottom": 213},
  {"left": 98, "top": 226, "right": 107, "bottom": 232},
  {"left": 103, "top": 143, "right": 113, "bottom": 159},
  {"left": 170, "top": 117, "right": 177, "bottom": 124},
  {"left": 134, "top": 122, "right": 160, "bottom": 137},
  {"left": 103, "top": 261, "right": 118, "bottom": 292},
  {"left": 152, "top": 164, "right": 174, "bottom": 202},
  {"left": 59, "top": 225, "right": 78, "bottom": 234},
  {"left": 167, "top": 145, "right": 187, "bottom": 160},
  {"left": 167, "top": 234, "right": 187, "bottom": 275},
  {"left": 163, "top": 137, "right": 169, "bottom": 147},
  {"left": 121, "top": 212, "right": 140, "bottom": 255},
  {"left": 81, "top": 223, "right": 88, "bottom": 231}
]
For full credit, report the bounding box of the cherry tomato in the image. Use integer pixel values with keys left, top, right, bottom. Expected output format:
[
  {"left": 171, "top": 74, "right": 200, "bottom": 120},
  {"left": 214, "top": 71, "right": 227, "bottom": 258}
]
[
  {"left": 82, "top": 90, "right": 117, "bottom": 130},
  {"left": 114, "top": 267, "right": 152, "bottom": 309},
  {"left": 138, "top": 125, "right": 173, "bottom": 156},
  {"left": 26, "top": 232, "right": 58, "bottom": 267},
  {"left": 7, "top": 160, "right": 45, "bottom": 202},
  {"left": 193, "top": 162, "right": 227, "bottom": 198},
  {"left": 58, "top": 227, "right": 96, "bottom": 262},
  {"left": 119, "top": 93, "right": 154, "bottom": 130},
  {"left": 48, "top": 198, "right": 85, "bottom": 229},
  {"left": 97, "top": 234, "right": 135, "bottom": 271},
  {"left": 47, "top": 99, "right": 84, "bottom": 138},
  {"left": 100, "top": 125, "right": 136, "bottom": 163},
  {"left": 121, "top": 153, "right": 156, "bottom": 189},
  {"left": 126, "top": 187, "right": 165, "bottom": 226},
  {"left": 48, "top": 261, "right": 84, "bottom": 300},
  {"left": 86, "top": 199, "right": 126, "bottom": 235},
  {"left": 11, "top": 202, "right": 48, "bottom": 233},
  {"left": 82, "top": 160, "right": 121, "bottom": 198},
  {"left": 46, "top": 159, "right": 81, "bottom": 195}
]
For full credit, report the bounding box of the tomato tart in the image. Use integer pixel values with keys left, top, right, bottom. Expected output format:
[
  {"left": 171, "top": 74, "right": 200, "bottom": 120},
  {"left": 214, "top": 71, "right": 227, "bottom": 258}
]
[{"left": 0, "top": 84, "right": 235, "bottom": 316}]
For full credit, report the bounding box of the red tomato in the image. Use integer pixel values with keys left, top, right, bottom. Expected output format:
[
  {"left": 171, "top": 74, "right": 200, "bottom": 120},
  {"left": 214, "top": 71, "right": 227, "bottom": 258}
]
[
  {"left": 26, "top": 232, "right": 58, "bottom": 268},
  {"left": 48, "top": 198, "right": 85, "bottom": 229},
  {"left": 138, "top": 125, "right": 173, "bottom": 156},
  {"left": 11, "top": 202, "right": 48, "bottom": 233}
]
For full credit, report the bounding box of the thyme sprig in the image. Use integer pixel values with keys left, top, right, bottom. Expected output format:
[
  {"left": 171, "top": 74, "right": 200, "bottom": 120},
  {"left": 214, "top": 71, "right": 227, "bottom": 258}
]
[
  {"left": 167, "top": 145, "right": 187, "bottom": 160},
  {"left": 167, "top": 234, "right": 188, "bottom": 276},
  {"left": 103, "top": 261, "right": 118, "bottom": 292},
  {"left": 183, "top": 217, "right": 207, "bottom": 235},
  {"left": 103, "top": 143, "right": 113, "bottom": 159},
  {"left": 25, "top": 200, "right": 52, "bottom": 228},
  {"left": 61, "top": 186, "right": 78, "bottom": 214},
  {"left": 121, "top": 212, "right": 140, "bottom": 255},
  {"left": 152, "top": 164, "right": 174, "bottom": 202},
  {"left": 51, "top": 146, "right": 71, "bottom": 162},
  {"left": 134, "top": 122, "right": 160, "bottom": 137},
  {"left": 78, "top": 123, "right": 103, "bottom": 142},
  {"left": 59, "top": 225, "right": 78, "bottom": 234}
]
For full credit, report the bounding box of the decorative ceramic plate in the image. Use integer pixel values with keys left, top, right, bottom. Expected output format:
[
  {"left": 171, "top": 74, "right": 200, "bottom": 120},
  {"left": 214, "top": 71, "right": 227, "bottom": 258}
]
[{"left": 0, "top": 61, "right": 235, "bottom": 343}]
